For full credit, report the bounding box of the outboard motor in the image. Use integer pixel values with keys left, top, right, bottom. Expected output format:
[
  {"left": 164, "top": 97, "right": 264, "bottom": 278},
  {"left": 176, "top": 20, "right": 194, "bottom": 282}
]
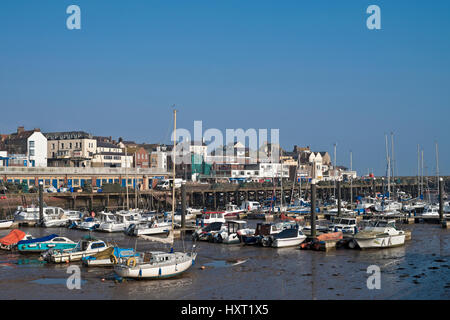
[{"left": 125, "top": 224, "right": 136, "bottom": 236}]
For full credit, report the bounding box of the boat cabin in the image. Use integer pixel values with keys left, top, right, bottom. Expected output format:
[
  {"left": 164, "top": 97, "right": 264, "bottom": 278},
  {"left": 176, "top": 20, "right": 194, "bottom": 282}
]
[{"left": 226, "top": 220, "right": 247, "bottom": 234}]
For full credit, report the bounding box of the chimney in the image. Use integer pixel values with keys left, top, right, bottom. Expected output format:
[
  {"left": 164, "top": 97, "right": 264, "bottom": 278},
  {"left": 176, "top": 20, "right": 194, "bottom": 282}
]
[{"left": 17, "top": 126, "right": 24, "bottom": 134}]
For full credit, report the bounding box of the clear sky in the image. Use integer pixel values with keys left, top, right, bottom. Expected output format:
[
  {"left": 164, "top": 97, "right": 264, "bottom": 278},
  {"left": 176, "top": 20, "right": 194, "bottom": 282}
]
[{"left": 0, "top": 0, "right": 449, "bottom": 176}]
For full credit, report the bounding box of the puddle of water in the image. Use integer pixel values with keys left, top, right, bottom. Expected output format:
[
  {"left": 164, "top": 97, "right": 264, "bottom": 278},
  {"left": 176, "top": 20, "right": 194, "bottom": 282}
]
[
  {"left": 31, "top": 278, "right": 87, "bottom": 285},
  {"left": 203, "top": 259, "right": 247, "bottom": 268}
]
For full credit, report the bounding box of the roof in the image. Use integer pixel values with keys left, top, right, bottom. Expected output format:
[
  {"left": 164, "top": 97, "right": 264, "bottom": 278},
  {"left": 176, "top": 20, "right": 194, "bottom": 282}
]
[
  {"left": 44, "top": 131, "right": 93, "bottom": 140},
  {"left": 97, "top": 141, "right": 121, "bottom": 149}
]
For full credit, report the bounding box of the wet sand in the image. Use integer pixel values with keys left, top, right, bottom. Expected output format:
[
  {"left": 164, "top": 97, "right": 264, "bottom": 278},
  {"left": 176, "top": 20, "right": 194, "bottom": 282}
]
[{"left": 0, "top": 222, "right": 449, "bottom": 299}]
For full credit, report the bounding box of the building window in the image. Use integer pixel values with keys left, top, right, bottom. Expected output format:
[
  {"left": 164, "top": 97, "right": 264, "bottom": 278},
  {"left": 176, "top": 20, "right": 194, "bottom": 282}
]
[{"left": 69, "top": 142, "right": 72, "bottom": 149}]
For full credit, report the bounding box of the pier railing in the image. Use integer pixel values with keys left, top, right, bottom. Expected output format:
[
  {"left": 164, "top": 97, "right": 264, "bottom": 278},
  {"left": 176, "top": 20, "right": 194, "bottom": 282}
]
[{"left": 0, "top": 167, "right": 169, "bottom": 176}]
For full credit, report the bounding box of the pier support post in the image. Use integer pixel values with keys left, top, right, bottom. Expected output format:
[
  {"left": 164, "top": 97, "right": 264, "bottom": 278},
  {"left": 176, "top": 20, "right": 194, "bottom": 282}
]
[
  {"left": 311, "top": 182, "right": 317, "bottom": 238},
  {"left": 337, "top": 179, "right": 341, "bottom": 217},
  {"left": 439, "top": 177, "right": 445, "bottom": 227},
  {"left": 181, "top": 183, "right": 186, "bottom": 232},
  {"left": 39, "top": 182, "right": 44, "bottom": 226}
]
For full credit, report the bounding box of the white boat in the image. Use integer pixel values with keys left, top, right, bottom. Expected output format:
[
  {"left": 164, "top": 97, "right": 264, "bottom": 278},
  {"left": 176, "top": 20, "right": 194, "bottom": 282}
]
[
  {"left": 214, "top": 220, "right": 254, "bottom": 244},
  {"left": 126, "top": 218, "right": 172, "bottom": 236},
  {"left": 352, "top": 220, "right": 405, "bottom": 249},
  {"left": 173, "top": 207, "right": 200, "bottom": 223},
  {"left": 402, "top": 200, "right": 426, "bottom": 212},
  {"left": 97, "top": 211, "right": 142, "bottom": 233},
  {"left": 196, "top": 211, "right": 226, "bottom": 227},
  {"left": 114, "top": 250, "right": 197, "bottom": 279},
  {"left": 76, "top": 217, "right": 100, "bottom": 231},
  {"left": 356, "top": 197, "right": 377, "bottom": 210},
  {"left": 269, "top": 227, "right": 307, "bottom": 248},
  {"left": 0, "top": 219, "right": 14, "bottom": 229},
  {"left": 13, "top": 206, "right": 40, "bottom": 222},
  {"left": 328, "top": 217, "right": 358, "bottom": 234},
  {"left": 374, "top": 200, "right": 402, "bottom": 212},
  {"left": 44, "top": 237, "right": 111, "bottom": 263},
  {"left": 223, "top": 203, "right": 246, "bottom": 218},
  {"left": 325, "top": 207, "right": 354, "bottom": 215},
  {"left": 421, "top": 206, "right": 440, "bottom": 217}
]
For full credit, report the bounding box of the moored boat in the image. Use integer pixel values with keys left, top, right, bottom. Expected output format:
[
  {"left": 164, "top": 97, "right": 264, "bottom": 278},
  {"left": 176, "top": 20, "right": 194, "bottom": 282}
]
[
  {"left": 352, "top": 220, "right": 405, "bottom": 249},
  {"left": 17, "top": 234, "right": 76, "bottom": 253},
  {"left": 44, "top": 236, "right": 111, "bottom": 263}
]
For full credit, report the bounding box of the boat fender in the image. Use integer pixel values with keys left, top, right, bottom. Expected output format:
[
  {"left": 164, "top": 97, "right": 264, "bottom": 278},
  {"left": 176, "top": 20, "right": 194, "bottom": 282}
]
[
  {"left": 110, "top": 254, "right": 118, "bottom": 264},
  {"left": 127, "top": 257, "right": 136, "bottom": 268}
]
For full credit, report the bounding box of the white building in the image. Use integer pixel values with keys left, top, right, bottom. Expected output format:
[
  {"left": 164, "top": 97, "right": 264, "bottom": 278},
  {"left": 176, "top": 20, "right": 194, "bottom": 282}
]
[
  {"left": 231, "top": 163, "right": 289, "bottom": 180},
  {"left": 27, "top": 131, "right": 48, "bottom": 167}
]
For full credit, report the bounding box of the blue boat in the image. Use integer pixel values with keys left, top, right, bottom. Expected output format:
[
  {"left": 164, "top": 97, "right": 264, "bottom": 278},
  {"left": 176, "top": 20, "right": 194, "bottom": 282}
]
[
  {"left": 17, "top": 234, "right": 77, "bottom": 253},
  {"left": 82, "top": 247, "right": 139, "bottom": 267}
]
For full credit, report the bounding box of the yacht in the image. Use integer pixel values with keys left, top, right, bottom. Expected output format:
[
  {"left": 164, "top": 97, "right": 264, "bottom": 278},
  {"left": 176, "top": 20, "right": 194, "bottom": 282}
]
[
  {"left": 114, "top": 250, "right": 197, "bottom": 279},
  {"left": 17, "top": 234, "right": 76, "bottom": 253}
]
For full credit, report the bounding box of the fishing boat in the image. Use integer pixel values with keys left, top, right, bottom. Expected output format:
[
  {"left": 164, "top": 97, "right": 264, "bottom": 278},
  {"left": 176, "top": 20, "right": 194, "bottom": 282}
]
[
  {"left": 113, "top": 109, "right": 197, "bottom": 279},
  {"left": 0, "top": 219, "right": 14, "bottom": 229},
  {"left": 351, "top": 219, "right": 405, "bottom": 249},
  {"left": 214, "top": 220, "right": 254, "bottom": 244},
  {"left": 44, "top": 236, "right": 111, "bottom": 263},
  {"left": 82, "top": 247, "right": 138, "bottom": 267},
  {"left": 17, "top": 234, "right": 76, "bottom": 253}
]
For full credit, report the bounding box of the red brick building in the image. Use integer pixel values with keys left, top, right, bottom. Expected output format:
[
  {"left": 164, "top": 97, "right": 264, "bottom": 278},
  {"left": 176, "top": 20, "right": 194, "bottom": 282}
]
[{"left": 134, "top": 147, "right": 149, "bottom": 168}]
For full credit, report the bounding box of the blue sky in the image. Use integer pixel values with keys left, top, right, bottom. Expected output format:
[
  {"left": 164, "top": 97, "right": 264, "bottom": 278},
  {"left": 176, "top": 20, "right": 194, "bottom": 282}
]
[{"left": 0, "top": 0, "right": 449, "bottom": 176}]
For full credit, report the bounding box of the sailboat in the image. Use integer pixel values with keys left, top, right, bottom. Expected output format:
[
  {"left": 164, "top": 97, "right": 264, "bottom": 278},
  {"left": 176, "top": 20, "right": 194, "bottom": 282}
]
[{"left": 114, "top": 108, "right": 197, "bottom": 279}]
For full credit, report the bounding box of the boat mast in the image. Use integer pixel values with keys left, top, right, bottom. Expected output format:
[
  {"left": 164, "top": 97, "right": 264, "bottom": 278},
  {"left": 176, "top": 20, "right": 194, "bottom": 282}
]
[
  {"left": 421, "top": 149, "right": 424, "bottom": 200},
  {"left": 391, "top": 132, "right": 395, "bottom": 196},
  {"left": 417, "top": 144, "right": 420, "bottom": 198},
  {"left": 435, "top": 141, "right": 440, "bottom": 199},
  {"left": 385, "top": 134, "right": 391, "bottom": 199},
  {"left": 333, "top": 143, "right": 337, "bottom": 199},
  {"left": 350, "top": 150, "right": 353, "bottom": 205},
  {"left": 126, "top": 147, "right": 129, "bottom": 210},
  {"left": 280, "top": 148, "right": 283, "bottom": 209},
  {"left": 172, "top": 108, "right": 177, "bottom": 239}
]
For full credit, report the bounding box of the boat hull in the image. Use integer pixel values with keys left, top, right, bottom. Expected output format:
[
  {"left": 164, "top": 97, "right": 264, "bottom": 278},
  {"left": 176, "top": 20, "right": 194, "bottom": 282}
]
[
  {"left": 355, "top": 234, "right": 405, "bottom": 249},
  {"left": 114, "top": 256, "right": 196, "bottom": 279},
  {"left": 272, "top": 235, "right": 307, "bottom": 248}
]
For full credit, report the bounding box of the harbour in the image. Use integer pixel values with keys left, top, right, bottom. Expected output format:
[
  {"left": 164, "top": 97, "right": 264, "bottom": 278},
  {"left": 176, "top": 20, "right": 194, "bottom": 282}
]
[{"left": 0, "top": 222, "right": 448, "bottom": 299}]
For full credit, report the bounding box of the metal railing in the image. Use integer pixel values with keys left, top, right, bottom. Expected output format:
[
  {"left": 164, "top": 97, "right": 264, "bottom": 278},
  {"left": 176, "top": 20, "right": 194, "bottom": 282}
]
[{"left": 0, "top": 167, "right": 169, "bottom": 176}]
